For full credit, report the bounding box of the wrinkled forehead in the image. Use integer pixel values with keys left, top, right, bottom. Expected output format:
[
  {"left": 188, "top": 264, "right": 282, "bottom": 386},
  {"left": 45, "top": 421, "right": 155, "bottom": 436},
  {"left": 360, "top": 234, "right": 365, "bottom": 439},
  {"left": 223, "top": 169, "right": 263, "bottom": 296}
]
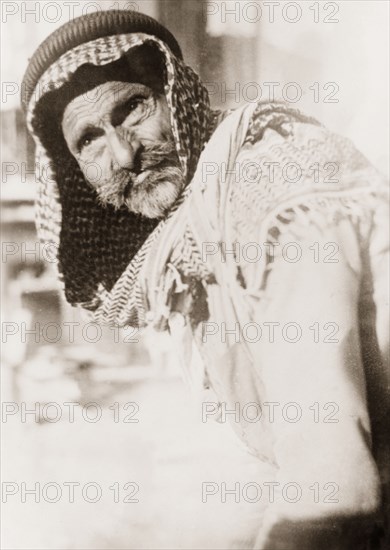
[{"left": 62, "top": 81, "right": 151, "bottom": 127}]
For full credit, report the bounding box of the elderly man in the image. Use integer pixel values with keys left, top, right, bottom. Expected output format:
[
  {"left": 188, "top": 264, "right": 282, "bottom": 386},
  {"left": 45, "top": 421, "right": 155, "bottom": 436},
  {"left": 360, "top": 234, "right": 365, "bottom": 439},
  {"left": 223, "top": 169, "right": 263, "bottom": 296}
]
[{"left": 22, "top": 9, "right": 388, "bottom": 550}]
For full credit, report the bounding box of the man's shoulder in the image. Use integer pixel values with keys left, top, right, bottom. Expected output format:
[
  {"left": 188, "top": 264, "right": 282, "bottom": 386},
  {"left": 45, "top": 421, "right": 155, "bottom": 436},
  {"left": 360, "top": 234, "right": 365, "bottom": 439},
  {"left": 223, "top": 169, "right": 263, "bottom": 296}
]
[
  {"left": 229, "top": 100, "right": 385, "bottom": 201},
  {"left": 243, "top": 100, "right": 322, "bottom": 146},
  {"left": 220, "top": 100, "right": 387, "bottom": 246}
]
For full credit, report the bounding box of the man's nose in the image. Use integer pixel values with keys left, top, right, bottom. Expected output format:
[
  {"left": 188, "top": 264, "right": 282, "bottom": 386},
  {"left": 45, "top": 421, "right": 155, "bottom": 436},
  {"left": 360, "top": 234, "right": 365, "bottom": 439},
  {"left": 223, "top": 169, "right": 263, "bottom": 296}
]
[{"left": 106, "top": 128, "right": 141, "bottom": 170}]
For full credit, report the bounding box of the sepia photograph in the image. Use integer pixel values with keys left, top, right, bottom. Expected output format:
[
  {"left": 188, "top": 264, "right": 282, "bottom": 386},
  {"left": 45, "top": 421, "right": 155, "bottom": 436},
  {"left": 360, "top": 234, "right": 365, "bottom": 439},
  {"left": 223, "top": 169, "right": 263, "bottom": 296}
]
[{"left": 1, "top": 1, "right": 389, "bottom": 548}]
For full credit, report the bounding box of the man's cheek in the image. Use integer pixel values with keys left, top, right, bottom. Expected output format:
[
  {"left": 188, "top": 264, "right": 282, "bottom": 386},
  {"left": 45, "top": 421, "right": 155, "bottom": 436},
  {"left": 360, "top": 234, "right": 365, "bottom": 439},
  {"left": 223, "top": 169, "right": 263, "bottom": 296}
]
[{"left": 80, "top": 152, "right": 110, "bottom": 188}]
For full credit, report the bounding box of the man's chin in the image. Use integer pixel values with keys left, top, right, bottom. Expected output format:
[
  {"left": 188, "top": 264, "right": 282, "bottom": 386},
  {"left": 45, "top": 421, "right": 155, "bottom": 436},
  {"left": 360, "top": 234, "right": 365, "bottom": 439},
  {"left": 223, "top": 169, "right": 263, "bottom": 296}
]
[{"left": 123, "top": 167, "right": 185, "bottom": 219}]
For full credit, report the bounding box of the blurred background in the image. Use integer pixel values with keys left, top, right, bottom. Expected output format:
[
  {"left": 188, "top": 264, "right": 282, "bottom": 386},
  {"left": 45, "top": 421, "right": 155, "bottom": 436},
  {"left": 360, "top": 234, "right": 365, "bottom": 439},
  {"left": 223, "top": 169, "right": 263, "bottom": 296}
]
[{"left": 1, "top": 1, "right": 389, "bottom": 549}]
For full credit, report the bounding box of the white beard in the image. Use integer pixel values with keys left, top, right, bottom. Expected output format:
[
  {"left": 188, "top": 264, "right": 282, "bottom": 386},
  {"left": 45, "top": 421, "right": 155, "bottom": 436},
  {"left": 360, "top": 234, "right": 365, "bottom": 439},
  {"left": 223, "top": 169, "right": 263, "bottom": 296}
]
[
  {"left": 124, "top": 167, "right": 185, "bottom": 219},
  {"left": 95, "top": 165, "right": 185, "bottom": 219}
]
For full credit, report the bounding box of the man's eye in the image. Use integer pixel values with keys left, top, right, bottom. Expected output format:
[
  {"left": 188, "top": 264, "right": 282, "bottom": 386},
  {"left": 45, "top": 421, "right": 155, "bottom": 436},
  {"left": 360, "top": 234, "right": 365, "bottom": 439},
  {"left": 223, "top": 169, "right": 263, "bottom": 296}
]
[
  {"left": 82, "top": 136, "right": 92, "bottom": 147},
  {"left": 126, "top": 97, "right": 144, "bottom": 113},
  {"left": 111, "top": 96, "right": 147, "bottom": 127},
  {"left": 77, "top": 133, "right": 97, "bottom": 152}
]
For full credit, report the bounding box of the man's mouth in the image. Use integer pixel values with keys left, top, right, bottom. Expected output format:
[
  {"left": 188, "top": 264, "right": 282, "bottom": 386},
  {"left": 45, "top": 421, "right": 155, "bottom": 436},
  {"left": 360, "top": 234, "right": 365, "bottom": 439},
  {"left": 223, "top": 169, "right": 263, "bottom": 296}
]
[
  {"left": 122, "top": 170, "right": 151, "bottom": 198},
  {"left": 122, "top": 180, "right": 132, "bottom": 200},
  {"left": 133, "top": 170, "right": 151, "bottom": 186}
]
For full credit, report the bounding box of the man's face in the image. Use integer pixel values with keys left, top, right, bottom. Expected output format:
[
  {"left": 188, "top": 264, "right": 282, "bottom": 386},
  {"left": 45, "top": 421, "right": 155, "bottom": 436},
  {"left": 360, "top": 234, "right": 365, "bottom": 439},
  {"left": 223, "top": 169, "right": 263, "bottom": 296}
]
[{"left": 61, "top": 80, "right": 184, "bottom": 219}]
